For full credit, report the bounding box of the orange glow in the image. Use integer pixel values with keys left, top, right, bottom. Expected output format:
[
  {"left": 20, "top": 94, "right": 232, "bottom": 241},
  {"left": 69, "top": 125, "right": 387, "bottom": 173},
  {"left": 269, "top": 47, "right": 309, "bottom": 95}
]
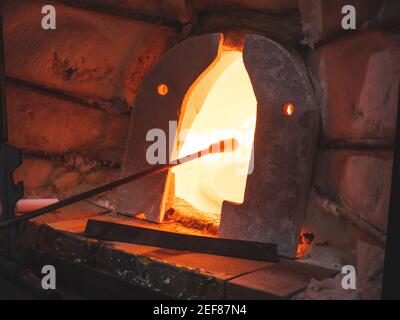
[
  {"left": 170, "top": 50, "right": 257, "bottom": 215},
  {"left": 296, "top": 229, "right": 315, "bottom": 258},
  {"left": 283, "top": 102, "right": 294, "bottom": 117},
  {"left": 157, "top": 83, "right": 169, "bottom": 96}
]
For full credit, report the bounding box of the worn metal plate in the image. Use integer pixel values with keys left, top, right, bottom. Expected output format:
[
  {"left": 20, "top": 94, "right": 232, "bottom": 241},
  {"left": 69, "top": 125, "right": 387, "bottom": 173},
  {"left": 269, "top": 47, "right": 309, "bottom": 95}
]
[
  {"left": 219, "top": 35, "right": 319, "bottom": 258},
  {"left": 115, "top": 34, "right": 222, "bottom": 222}
]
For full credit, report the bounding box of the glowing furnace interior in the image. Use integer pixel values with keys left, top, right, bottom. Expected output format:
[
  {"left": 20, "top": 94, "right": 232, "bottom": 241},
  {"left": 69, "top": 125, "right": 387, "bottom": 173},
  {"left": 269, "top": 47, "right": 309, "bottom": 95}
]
[{"left": 165, "top": 49, "right": 257, "bottom": 222}]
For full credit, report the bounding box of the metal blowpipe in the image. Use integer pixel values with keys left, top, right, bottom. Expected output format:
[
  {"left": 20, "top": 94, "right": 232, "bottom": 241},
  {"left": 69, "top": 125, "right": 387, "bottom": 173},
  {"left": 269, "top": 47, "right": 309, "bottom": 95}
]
[{"left": 0, "top": 138, "right": 238, "bottom": 230}]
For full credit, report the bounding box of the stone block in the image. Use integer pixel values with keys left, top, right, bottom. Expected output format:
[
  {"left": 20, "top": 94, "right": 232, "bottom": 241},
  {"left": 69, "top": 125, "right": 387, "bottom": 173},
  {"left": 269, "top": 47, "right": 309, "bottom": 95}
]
[
  {"left": 7, "top": 86, "right": 129, "bottom": 162},
  {"left": 2, "top": 0, "right": 177, "bottom": 108},
  {"left": 161, "top": 252, "right": 272, "bottom": 280},
  {"left": 226, "top": 260, "right": 337, "bottom": 299},
  {"left": 299, "top": 0, "right": 384, "bottom": 46},
  {"left": 95, "top": 242, "right": 227, "bottom": 299},
  {"left": 13, "top": 157, "right": 54, "bottom": 191},
  {"left": 356, "top": 240, "right": 384, "bottom": 299},
  {"left": 292, "top": 273, "right": 361, "bottom": 300},
  {"left": 308, "top": 31, "right": 400, "bottom": 139},
  {"left": 14, "top": 157, "right": 119, "bottom": 198},
  {"left": 35, "top": 225, "right": 100, "bottom": 267},
  {"left": 145, "top": 262, "right": 225, "bottom": 299},
  {"left": 315, "top": 150, "right": 392, "bottom": 233},
  {"left": 303, "top": 197, "right": 355, "bottom": 251},
  {"left": 54, "top": 172, "right": 81, "bottom": 190}
]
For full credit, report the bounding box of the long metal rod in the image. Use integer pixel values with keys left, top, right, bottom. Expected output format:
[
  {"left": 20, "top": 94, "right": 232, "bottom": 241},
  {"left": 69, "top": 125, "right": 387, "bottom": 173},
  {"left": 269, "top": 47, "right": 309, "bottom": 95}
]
[
  {"left": 310, "top": 188, "right": 386, "bottom": 248},
  {"left": 0, "top": 138, "right": 237, "bottom": 230}
]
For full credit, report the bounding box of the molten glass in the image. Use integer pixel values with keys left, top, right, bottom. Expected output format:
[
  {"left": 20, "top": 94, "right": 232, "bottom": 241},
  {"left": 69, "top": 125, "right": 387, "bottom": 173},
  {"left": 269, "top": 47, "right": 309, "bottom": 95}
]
[{"left": 296, "top": 230, "right": 315, "bottom": 258}]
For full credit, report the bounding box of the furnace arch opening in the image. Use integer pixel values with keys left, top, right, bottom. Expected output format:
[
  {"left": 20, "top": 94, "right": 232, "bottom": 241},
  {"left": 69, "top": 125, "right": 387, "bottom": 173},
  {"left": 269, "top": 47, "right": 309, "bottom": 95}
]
[{"left": 163, "top": 46, "right": 257, "bottom": 226}]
